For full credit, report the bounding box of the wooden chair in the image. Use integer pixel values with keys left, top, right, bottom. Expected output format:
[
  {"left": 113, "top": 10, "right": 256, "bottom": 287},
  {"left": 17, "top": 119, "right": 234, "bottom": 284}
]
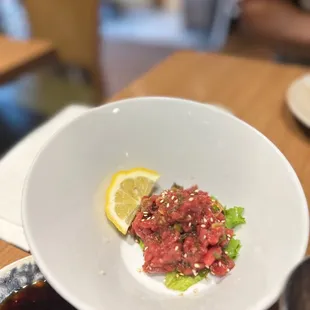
[
  {"left": 0, "top": 35, "right": 55, "bottom": 84},
  {"left": 23, "top": 0, "right": 105, "bottom": 103}
]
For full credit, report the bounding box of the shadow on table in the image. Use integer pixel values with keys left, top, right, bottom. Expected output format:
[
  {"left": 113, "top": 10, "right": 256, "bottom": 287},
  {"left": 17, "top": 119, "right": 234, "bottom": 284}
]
[
  {"left": 296, "top": 120, "right": 310, "bottom": 138},
  {"left": 282, "top": 104, "right": 310, "bottom": 140},
  {"left": 0, "top": 101, "right": 46, "bottom": 157},
  {"left": 269, "top": 302, "right": 279, "bottom": 310}
]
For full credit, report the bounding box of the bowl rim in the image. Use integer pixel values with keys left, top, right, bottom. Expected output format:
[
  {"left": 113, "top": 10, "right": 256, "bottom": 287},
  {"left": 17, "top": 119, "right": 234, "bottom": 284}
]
[
  {"left": 0, "top": 255, "right": 38, "bottom": 304},
  {"left": 0, "top": 255, "right": 34, "bottom": 277},
  {"left": 22, "top": 96, "right": 310, "bottom": 310}
]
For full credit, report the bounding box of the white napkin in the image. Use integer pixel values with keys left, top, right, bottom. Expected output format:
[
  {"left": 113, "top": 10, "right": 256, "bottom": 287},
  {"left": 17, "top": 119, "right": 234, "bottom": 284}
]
[{"left": 0, "top": 104, "right": 90, "bottom": 251}]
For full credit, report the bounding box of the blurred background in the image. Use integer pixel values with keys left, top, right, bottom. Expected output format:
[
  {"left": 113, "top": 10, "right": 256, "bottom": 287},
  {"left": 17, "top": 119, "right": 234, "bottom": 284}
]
[{"left": 0, "top": 0, "right": 273, "bottom": 156}]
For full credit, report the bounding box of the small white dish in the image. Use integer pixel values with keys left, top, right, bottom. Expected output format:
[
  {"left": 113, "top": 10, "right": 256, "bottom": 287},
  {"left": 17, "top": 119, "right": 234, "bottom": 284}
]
[
  {"left": 22, "top": 97, "right": 309, "bottom": 310},
  {"left": 0, "top": 256, "right": 44, "bottom": 303},
  {"left": 286, "top": 74, "right": 310, "bottom": 128}
]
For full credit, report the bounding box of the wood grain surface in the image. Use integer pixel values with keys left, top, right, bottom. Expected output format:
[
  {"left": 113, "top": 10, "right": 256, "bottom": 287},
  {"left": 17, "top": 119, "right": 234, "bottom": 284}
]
[
  {"left": 0, "top": 35, "right": 55, "bottom": 83},
  {"left": 1, "top": 51, "right": 309, "bottom": 309},
  {"left": 112, "top": 54, "right": 310, "bottom": 254}
]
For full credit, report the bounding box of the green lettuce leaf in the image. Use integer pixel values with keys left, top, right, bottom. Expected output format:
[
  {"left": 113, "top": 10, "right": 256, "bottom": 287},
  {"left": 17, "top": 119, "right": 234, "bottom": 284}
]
[
  {"left": 210, "top": 195, "right": 217, "bottom": 201},
  {"left": 165, "top": 270, "right": 208, "bottom": 292},
  {"left": 225, "top": 237, "right": 241, "bottom": 260},
  {"left": 138, "top": 239, "right": 145, "bottom": 250},
  {"left": 224, "top": 206, "right": 246, "bottom": 229}
]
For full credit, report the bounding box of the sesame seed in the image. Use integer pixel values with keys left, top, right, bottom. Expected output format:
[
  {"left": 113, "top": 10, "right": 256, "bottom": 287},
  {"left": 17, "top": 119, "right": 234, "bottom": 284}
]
[
  {"left": 167, "top": 203, "right": 170, "bottom": 207},
  {"left": 221, "top": 220, "right": 225, "bottom": 223},
  {"left": 227, "top": 268, "right": 230, "bottom": 272},
  {"left": 203, "top": 218, "right": 207, "bottom": 223},
  {"left": 227, "top": 237, "right": 231, "bottom": 241},
  {"left": 210, "top": 218, "right": 214, "bottom": 223},
  {"left": 189, "top": 222, "right": 192, "bottom": 227},
  {"left": 192, "top": 269, "right": 198, "bottom": 276},
  {"left": 211, "top": 271, "right": 215, "bottom": 275},
  {"left": 205, "top": 265, "right": 209, "bottom": 268},
  {"left": 227, "top": 234, "right": 231, "bottom": 238},
  {"left": 189, "top": 197, "right": 194, "bottom": 202},
  {"left": 190, "top": 193, "right": 195, "bottom": 196},
  {"left": 224, "top": 251, "right": 228, "bottom": 255},
  {"left": 151, "top": 216, "right": 155, "bottom": 219},
  {"left": 175, "top": 246, "right": 179, "bottom": 251},
  {"left": 219, "top": 262, "right": 222, "bottom": 267},
  {"left": 195, "top": 189, "right": 199, "bottom": 193},
  {"left": 203, "top": 235, "right": 206, "bottom": 240},
  {"left": 171, "top": 196, "right": 175, "bottom": 200},
  {"left": 194, "top": 263, "right": 200, "bottom": 268},
  {"left": 179, "top": 273, "right": 184, "bottom": 276},
  {"left": 141, "top": 219, "right": 145, "bottom": 222},
  {"left": 201, "top": 224, "right": 206, "bottom": 228},
  {"left": 188, "top": 215, "right": 192, "bottom": 219},
  {"left": 184, "top": 254, "right": 187, "bottom": 258},
  {"left": 145, "top": 246, "right": 148, "bottom": 250},
  {"left": 175, "top": 199, "right": 178, "bottom": 203},
  {"left": 147, "top": 217, "right": 151, "bottom": 220},
  {"left": 160, "top": 200, "right": 164, "bottom": 203},
  {"left": 176, "top": 274, "right": 179, "bottom": 278}
]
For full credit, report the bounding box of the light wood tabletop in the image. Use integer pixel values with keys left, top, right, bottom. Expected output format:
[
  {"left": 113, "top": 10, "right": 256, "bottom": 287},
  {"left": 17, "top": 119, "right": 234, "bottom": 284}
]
[
  {"left": 0, "top": 51, "right": 309, "bottom": 309},
  {"left": 0, "top": 35, "right": 55, "bottom": 83}
]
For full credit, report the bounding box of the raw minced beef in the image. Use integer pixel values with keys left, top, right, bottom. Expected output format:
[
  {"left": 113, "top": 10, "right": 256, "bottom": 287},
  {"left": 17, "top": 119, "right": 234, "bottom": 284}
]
[{"left": 130, "top": 185, "right": 235, "bottom": 277}]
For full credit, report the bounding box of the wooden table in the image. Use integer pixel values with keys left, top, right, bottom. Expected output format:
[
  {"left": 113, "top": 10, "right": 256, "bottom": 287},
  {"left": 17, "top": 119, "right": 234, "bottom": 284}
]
[
  {"left": 0, "top": 35, "right": 55, "bottom": 83},
  {"left": 0, "top": 51, "right": 309, "bottom": 308}
]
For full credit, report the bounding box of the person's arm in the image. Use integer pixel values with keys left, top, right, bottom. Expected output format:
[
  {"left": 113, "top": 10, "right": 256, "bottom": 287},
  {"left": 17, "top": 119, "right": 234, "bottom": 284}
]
[{"left": 239, "top": 0, "right": 310, "bottom": 58}]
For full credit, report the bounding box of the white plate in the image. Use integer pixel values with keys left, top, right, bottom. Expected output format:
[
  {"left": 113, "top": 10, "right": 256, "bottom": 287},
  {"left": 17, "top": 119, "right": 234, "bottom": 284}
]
[{"left": 286, "top": 74, "right": 310, "bottom": 128}]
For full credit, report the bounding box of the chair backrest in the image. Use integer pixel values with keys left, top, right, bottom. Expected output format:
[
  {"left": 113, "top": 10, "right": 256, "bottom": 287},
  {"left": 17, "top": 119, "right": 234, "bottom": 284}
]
[
  {"left": 23, "top": 0, "right": 104, "bottom": 102},
  {"left": 24, "top": 0, "right": 100, "bottom": 69}
]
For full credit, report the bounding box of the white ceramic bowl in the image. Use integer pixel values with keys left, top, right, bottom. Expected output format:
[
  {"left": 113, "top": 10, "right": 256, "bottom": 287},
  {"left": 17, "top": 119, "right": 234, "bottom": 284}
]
[{"left": 22, "top": 97, "right": 309, "bottom": 310}]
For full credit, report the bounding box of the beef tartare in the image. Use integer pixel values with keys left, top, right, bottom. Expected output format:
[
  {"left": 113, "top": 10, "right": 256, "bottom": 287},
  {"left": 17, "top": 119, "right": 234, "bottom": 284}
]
[{"left": 130, "top": 184, "right": 245, "bottom": 290}]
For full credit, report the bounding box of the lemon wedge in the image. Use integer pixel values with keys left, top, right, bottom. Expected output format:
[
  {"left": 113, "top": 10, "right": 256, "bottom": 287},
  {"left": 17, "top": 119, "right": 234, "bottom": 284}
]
[{"left": 105, "top": 167, "right": 160, "bottom": 234}]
